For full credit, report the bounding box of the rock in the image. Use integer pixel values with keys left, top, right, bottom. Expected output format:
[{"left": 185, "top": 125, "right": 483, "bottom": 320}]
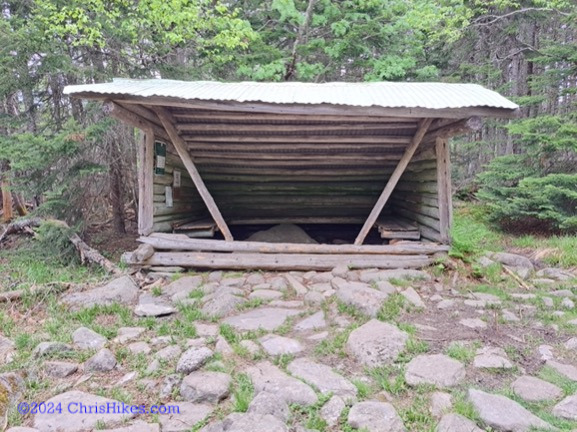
[
  {"left": 0, "top": 335, "right": 15, "bottom": 363},
  {"left": 308, "top": 331, "right": 329, "bottom": 341},
  {"left": 135, "top": 294, "right": 177, "bottom": 317},
  {"left": 430, "top": 392, "right": 452, "bottom": 418},
  {"left": 270, "top": 277, "right": 289, "bottom": 291},
  {"left": 259, "top": 335, "right": 303, "bottom": 356},
  {"left": 487, "top": 252, "right": 534, "bottom": 271},
  {"left": 511, "top": 376, "right": 563, "bottom": 402},
  {"left": 223, "top": 308, "right": 302, "bottom": 331},
  {"left": 248, "top": 391, "right": 290, "bottom": 421},
  {"left": 348, "top": 401, "right": 405, "bottom": 432},
  {"left": 294, "top": 311, "right": 326, "bottom": 332},
  {"left": 511, "top": 293, "right": 537, "bottom": 300},
  {"left": 33, "top": 342, "right": 74, "bottom": 358},
  {"left": 473, "top": 347, "right": 513, "bottom": 369},
  {"left": 538, "top": 345, "right": 555, "bottom": 361},
  {"left": 269, "top": 300, "right": 304, "bottom": 308},
  {"left": 247, "top": 224, "right": 317, "bottom": 244},
  {"left": 85, "top": 348, "right": 116, "bottom": 372},
  {"left": 376, "top": 281, "right": 397, "bottom": 295},
  {"left": 249, "top": 290, "right": 283, "bottom": 301},
  {"left": 564, "top": 337, "right": 577, "bottom": 350},
  {"left": 113, "top": 327, "right": 145, "bottom": 344},
  {"left": 44, "top": 361, "right": 79, "bottom": 378},
  {"left": 478, "top": 256, "right": 496, "bottom": 267},
  {"left": 552, "top": 394, "right": 577, "bottom": 420},
  {"left": 303, "top": 291, "right": 324, "bottom": 306},
  {"left": 468, "top": 388, "right": 555, "bottom": 432},
  {"left": 159, "top": 374, "right": 181, "bottom": 399},
  {"left": 215, "top": 335, "right": 234, "bottom": 356},
  {"left": 159, "top": 402, "right": 213, "bottom": 432},
  {"left": 33, "top": 390, "right": 136, "bottom": 431},
  {"left": 346, "top": 320, "right": 408, "bottom": 367},
  {"left": 246, "top": 361, "right": 317, "bottom": 406},
  {"left": 0, "top": 373, "right": 24, "bottom": 419},
  {"left": 155, "top": 345, "right": 182, "bottom": 362},
  {"left": 502, "top": 310, "right": 520, "bottom": 322},
  {"left": 61, "top": 276, "right": 139, "bottom": 309},
  {"left": 359, "top": 269, "right": 430, "bottom": 283},
  {"left": 287, "top": 358, "right": 357, "bottom": 398},
  {"left": 176, "top": 347, "right": 213, "bottom": 374},
  {"left": 284, "top": 274, "right": 308, "bottom": 295},
  {"left": 5, "top": 428, "right": 41, "bottom": 432},
  {"left": 220, "top": 277, "right": 246, "bottom": 288},
  {"left": 436, "top": 413, "right": 483, "bottom": 432},
  {"left": 549, "top": 289, "right": 574, "bottom": 298},
  {"left": 536, "top": 268, "right": 575, "bottom": 281},
  {"left": 115, "top": 371, "right": 136, "bottom": 387},
  {"left": 202, "top": 290, "right": 246, "bottom": 318},
  {"left": 127, "top": 341, "right": 151, "bottom": 355},
  {"left": 400, "top": 287, "right": 425, "bottom": 308},
  {"left": 195, "top": 323, "right": 219, "bottom": 337},
  {"left": 437, "top": 299, "right": 455, "bottom": 310},
  {"left": 459, "top": 318, "right": 487, "bottom": 329},
  {"left": 201, "top": 412, "right": 288, "bottom": 432},
  {"left": 163, "top": 275, "right": 203, "bottom": 300},
  {"left": 546, "top": 360, "right": 577, "bottom": 381},
  {"left": 336, "top": 283, "right": 389, "bottom": 317},
  {"left": 562, "top": 298, "right": 575, "bottom": 309},
  {"left": 320, "top": 395, "right": 346, "bottom": 427},
  {"left": 542, "top": 297, "right": 555, "bottom": 308},
  {"left": 405, "top": 354, "right": 465, "bottom": 388},
  {"left": 100, "top": 420, "right": 160, "bottom": 432},
  {"left": 332, "top": 265, "right": 350, "bottom": 278},
  {"left": 180, "top": 371, "right": 231, "bottom": 404},
  {"left": 239, "top": 340, "right": 261, "bottom": 356},
  {"left": 150, "top": 336, "right": 173, "bottom": 348}
]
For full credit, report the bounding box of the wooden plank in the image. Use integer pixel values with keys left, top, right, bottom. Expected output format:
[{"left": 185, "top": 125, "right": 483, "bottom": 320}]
[
  {"left": 172, "top": 112, "right": 419, "bottom": 123},
  {"left": 103, "top": 101, "right": 170, "bottom": 142},
  {"left": 140, "top": 235, "right": 448, "bottom": 255},
  {"left": 190, "top": 152, "right": 404, "bottom": 162},
  {"left": 395, "top": 208, "right": 440, "bottom": 232},
  {"left": 185, "top": 143, "right": 408, "bottom": 152},
  {"left": 379, "top": 230, "right": 421, "bottom": 240},
  {"left": 137, "top": 129, "right": 154, "bottom": 235},
  {"left": 419, "top": 225, "right": 443, "bottom": 243},
  {"left": 376, "top": 218, "right": 418, "bottom": 232},
  {"left": 154, "top": 107, "right": 234, "bottom": 242},
  {"left": 395, "top": 182, "right": 438, "bottom": 194},
  {"left": 436, "top": 137, "right": 452, "bottom": 243},
  {"left": 183, "top": 135, "right": 412, "bottom": 144},
  {"left": 390, "top": 193, "right": 439, "bottom": 209},
  {"left": 194, "top": 159, "right": 400, "bottom": 168},
  {"left": 354, "top": 118, "right": 433, "bottom": 245},
  {"left": 141, "top": 251, "right": 433, "bottom": 270},
  {"left": 177, "top": 123, "right": 417, "bottom": 133},
  {"left": 392, "top": 200, "right": 440, "bottom": 219}
]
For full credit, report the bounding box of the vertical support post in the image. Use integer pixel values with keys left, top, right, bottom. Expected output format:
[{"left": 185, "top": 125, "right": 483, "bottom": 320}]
[
  {"left": 435, "top": 137, "right": 452, "bottom": 243},
  {"left": 354, "top": 118, "right": 433, "bottom": 245},
  {"left": 138, "top": 128, "right": 154, "bottom": 235}
]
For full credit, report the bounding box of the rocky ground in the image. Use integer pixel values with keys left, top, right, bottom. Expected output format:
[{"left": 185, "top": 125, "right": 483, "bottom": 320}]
[{"left": 1, "top": 252, "right": 577, "bottom": 432}]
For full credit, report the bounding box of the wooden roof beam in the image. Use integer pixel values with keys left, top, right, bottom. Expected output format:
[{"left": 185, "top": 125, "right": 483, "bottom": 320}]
[
  {"left": 102, "top": 101, "right": 170, "bottom": 142},
  {"left": 354, "top": 118, "right": 434, "bottom": 245},
  {"left": 153, "top": 107, "right": 234, "bottom": 242}
]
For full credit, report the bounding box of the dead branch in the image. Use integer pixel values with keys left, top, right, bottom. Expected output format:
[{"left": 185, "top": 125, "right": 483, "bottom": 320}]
[
  {"left": 0, "top": 217, "right": 43, "bottom": 243},
  {"left": 0, "top": 282, "right": 74, "bottom": 303},
  {"left": 503, "top": 265, "right": 532, "bottom": 290}
]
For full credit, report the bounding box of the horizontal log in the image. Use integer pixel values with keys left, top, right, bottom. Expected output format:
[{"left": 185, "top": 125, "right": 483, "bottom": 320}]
[
  {"left": 178, "top": 123, "right": 417, "bottom": 133},
  {"left": 141, "top": 251, "right": 433, "bottom": 270},
  {"left": 419, "top": 225, "right": 443, "bottom": 243},
  {"left": 391, "top": 193, "right": 439, "bottom": 208},
  {"left": 201, "top": 174, "right": 391, "bottom": 183},
  {"left": 195, "top": 159, "right": 400, "bottom": 168},
  {"left": 140, "top": 235, "right": 449, "bottom": 255},
  {"left": 186, "top": 143, "right": 408, "bottom": 153},
  {"left": 392, "top": 200, "right": 440, "bottom": 219},
  {"left": 171, "top": 112, "right": 420, "bottom": 123},
  {"left": 197, "top": 166, "right": 396, "bottom": 176},
  {"left": 102, "top": 101, "right": 170, "bottom": 141},
  {"left": 190, "top": 152, "right": 404, "bottom": 162},
  {"left": 395, "top": 208, "right": 441, "bottom": 231},
  {"left": 183, "top": 135, "right": 412, "bottom": 144},
  {"left": 395, "top": 182, "right": 438, "bottom": 194},
  {"left": 226, "top": 217, "right": 368, "bottom": 225}
]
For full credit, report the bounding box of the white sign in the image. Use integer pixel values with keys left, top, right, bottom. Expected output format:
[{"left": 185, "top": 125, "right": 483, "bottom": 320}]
[
  {"left": 173, "top": 170, "right": 181, "bottom": 187},
  {"left": 165, "top": 186, "right": 173, "bottom": 207}
]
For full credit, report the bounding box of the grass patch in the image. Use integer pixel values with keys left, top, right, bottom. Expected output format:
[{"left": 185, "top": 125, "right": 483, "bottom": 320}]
[
  {"left": 232, "top": 373, "right": 254, "bottom": 412},
  {"left": 539, "top": 366, "right": 577, "bottom": 396},
  {"left": 450, "top": 204, "right": 503, "bottom": 260},
  {"left": 446, "top": 341, "right": 479, "bottom": 364},
  {"left": 290, "top": 393, "right": 332, "bottom": 432},
  {"left": 238, "top": 298, "right": 264, "bottom": 311},
  {"left": 512, "top": 235, "right": 577, "bottom": 268},
  {"left": 399, "top": 393, "right": 436, "bottom": 432},
  {"left": 315, "top": 325, "right": 357, "bottom": 358},
  {"left": 352, "top": 379, "right": 372, "bottom": 399},
  {"left": 369, "top": 365, "right": 407, "bottom": 396},
  {"left": 452, "top": 391, "right": 480, "bottom": 422},
  {"left": 377, "top": 293, "right": 406, "bottom": 322}
]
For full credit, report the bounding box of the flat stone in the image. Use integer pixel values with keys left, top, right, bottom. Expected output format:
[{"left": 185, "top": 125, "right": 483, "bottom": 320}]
[
  {"left": 201, "top": 412, "right": 287, "bottom": 432},
  {"left": 85, "top": 348, "right": 116, "bottom": 372},
  {"left": 33, "top": 390, "right": 136, "bottom": 431},
  {"left": 115, "top": 371, "right": 136, "bottom": 387},
  {"left": 127, "top": 341, "right": 151, "bottom": 355},
  {"left": 249, "top": 290, "right": 283, "bottom": 300},
  {"left": 536, "top": 268, "right": 575, "bottom": 281},
  {"left": 487, "top": 252, "right": 534, "bottom": 271},
  {"left": 430, "top": 392, "right": 452, "bottom": 418},
  {"left": 294, "top": 311, "right": 326, "bottom": 331},
  {"left": 552, "top": 394, "right": 577, "bottom": 420},
  {"left": 61, "top": 276, "right": 138, "bottom": 309},
  {"left": 33, "top": 342, "right": 74, "bottom": 358},
  {"left": 405, "top": 354, "right": 466, "bottom": 388},
  {"left": 259, "top": 335, "right": 304, "bottom": 356},
  {"left": 512, "top": 376, "right": 563, "bottom": 402},
  {"left": 195, "top": 323, "right": 219, "bottom": 337},
  {"left": 0, "top": 335, "right": 15, "bottom": 363},
  {"left": 376, "top": 280, "right": 397, "bottom": 295},
  {"left": 478, "top": 256, "right": 496, "bottom": 267},
  {"left": 287, "top": 358, "right": 357, "bottom": 398},
  {"left": 176, "top": 347, "right": 213, "bottom": 374},
  {"left": 303, "top": 291, "right": 324, "bottom": 306},
  {"left": 113, "top": 327, "right": 145, "bottom": 344},
  {"left": 44, "top": 361, "right": 78, "bottom": 378},
  {"left": 248, "top": 391, "right": 290, "bottom": 421},
  {"left": 100, "top": 420, "right": 160, "bottom": 432},
  {"left": 320, "top": 395, "right": 346, "bottom": 427},
  {"left": 246, "top": 273, "right": 266, "bottom": 286},
  {"left": 436, "top": 413, "right": 483, "bottom": 432},
  {"left": 546, "top": 360, "right": 577, "bottom": 381},
  {"left": 270, "top": 277, "right": 289, "bottom": 291},
  {"left": 437, "top": 299, "right": 455, "bottom": 310},
  {"left": 332, "top": 265, "right": 350, "bottom": 278},
  {"left": 269, "top": 300, "right": 304, "bottom": 308},
  {"left": 150, "top": 336, "right": 173, "bottom": 348},
  {"left": 502, "top": 310, "right": 520, "bottom": 322},
  {"left": 201, "top": 293, "right": 245, "bottom": 318},
  {"left": 401, "top": 287, "right": 426, "bottom": 308},
  {"left": 180, "top": 371, "right": 231, "bottom": 404},
  {"left": 459, "top": 318, "right": 487, "bottom": 329},
  {"left": 473, "top": 347, "right": 513, "bottom": 369},
  {"left": 134, "top": 295, "right": 176, "bottom": 317},
  {"left": 346, "top": 319, "right": 408, "bottom": 367},
  {"left": 159, "top": 374, "right": 181, "bottom": 399},
  {"left": 215, "top": 336, "right": 233, "bottom": 356},
  {"left": 538, "top": 345, "right": 555, "bottom": 361},
  {"left": 163, "top": 275, "right": 203, "bottom": 300},
  {"left": 511, "top": 293, "right": 537, "bottom": 300},
  {"left": 468, "top": 388, "right": 555, "bottom": 432},
  {"left": 359, "top": 269, "right": 430, "bottom": 283},
  {"left": 239, "top": 340, "right": 261, "bottom": 356},
  {"left": 223, "top": 308, "right": 302, "bottom": 331},
  {"left": 6, "top": 428, "right": 41, "bottom": 432},
  {"left": 348, "top": 401, "right": 405, "bottom": 432},
  {"left": 549, "top": 289, "right": 574, "bottom": 298},
  {"left": 307, "top": 331, "right": 329, "bottom": 341},
  {"left": 336, "top": 283, "right": 389, "bottom": 317},
  {"left": 284, "top": 274, "right": 308, "bottom": 295},
  {"left": 246, "top": 361, "right": 317, "bottom": 406},
  {"left": 220, "top": 277, "right": 246, "bottom": 288},
  {"left": 159, "top": 402, "right": 213, "bottom": 432},
  {"left": 564, "top": 337, "right": 577, "bottom": 350},
  {"left": 542, "top": 297, "right": 555, "bottom": 308},
  {"left": 155, "top": 345, "right": 182, "bottom": 362},
  {"left": 562, "top": 298, "right": 575, "bottom": 309}
]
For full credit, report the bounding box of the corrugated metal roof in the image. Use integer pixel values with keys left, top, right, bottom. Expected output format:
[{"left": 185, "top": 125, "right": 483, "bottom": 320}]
[{"left": 64, "top": 79, "right": 519, "bottom": 111}]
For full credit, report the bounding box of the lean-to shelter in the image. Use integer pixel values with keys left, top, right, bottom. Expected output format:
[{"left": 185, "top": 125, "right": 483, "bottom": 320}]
[{"left": 63, "top": 79, "right": 518, "bottom": 270}]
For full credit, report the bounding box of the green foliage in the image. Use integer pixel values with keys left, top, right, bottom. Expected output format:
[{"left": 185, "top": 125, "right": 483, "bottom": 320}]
[
  {"left": 450, "top": 205, "right": 503, "bottom": 259},
  {"left": 232, "top": 373, "right": 254, "bottom": 412}
]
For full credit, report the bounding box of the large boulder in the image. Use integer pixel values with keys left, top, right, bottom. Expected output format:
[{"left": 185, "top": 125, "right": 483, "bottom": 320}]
[{"left": 60, "top": 276, "right": 139, "bottom": 310}]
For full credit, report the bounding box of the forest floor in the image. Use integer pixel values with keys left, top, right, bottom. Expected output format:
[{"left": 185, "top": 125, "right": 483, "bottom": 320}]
[{"left": 1, "top": 206, "right": 577, "bottom": 432}]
